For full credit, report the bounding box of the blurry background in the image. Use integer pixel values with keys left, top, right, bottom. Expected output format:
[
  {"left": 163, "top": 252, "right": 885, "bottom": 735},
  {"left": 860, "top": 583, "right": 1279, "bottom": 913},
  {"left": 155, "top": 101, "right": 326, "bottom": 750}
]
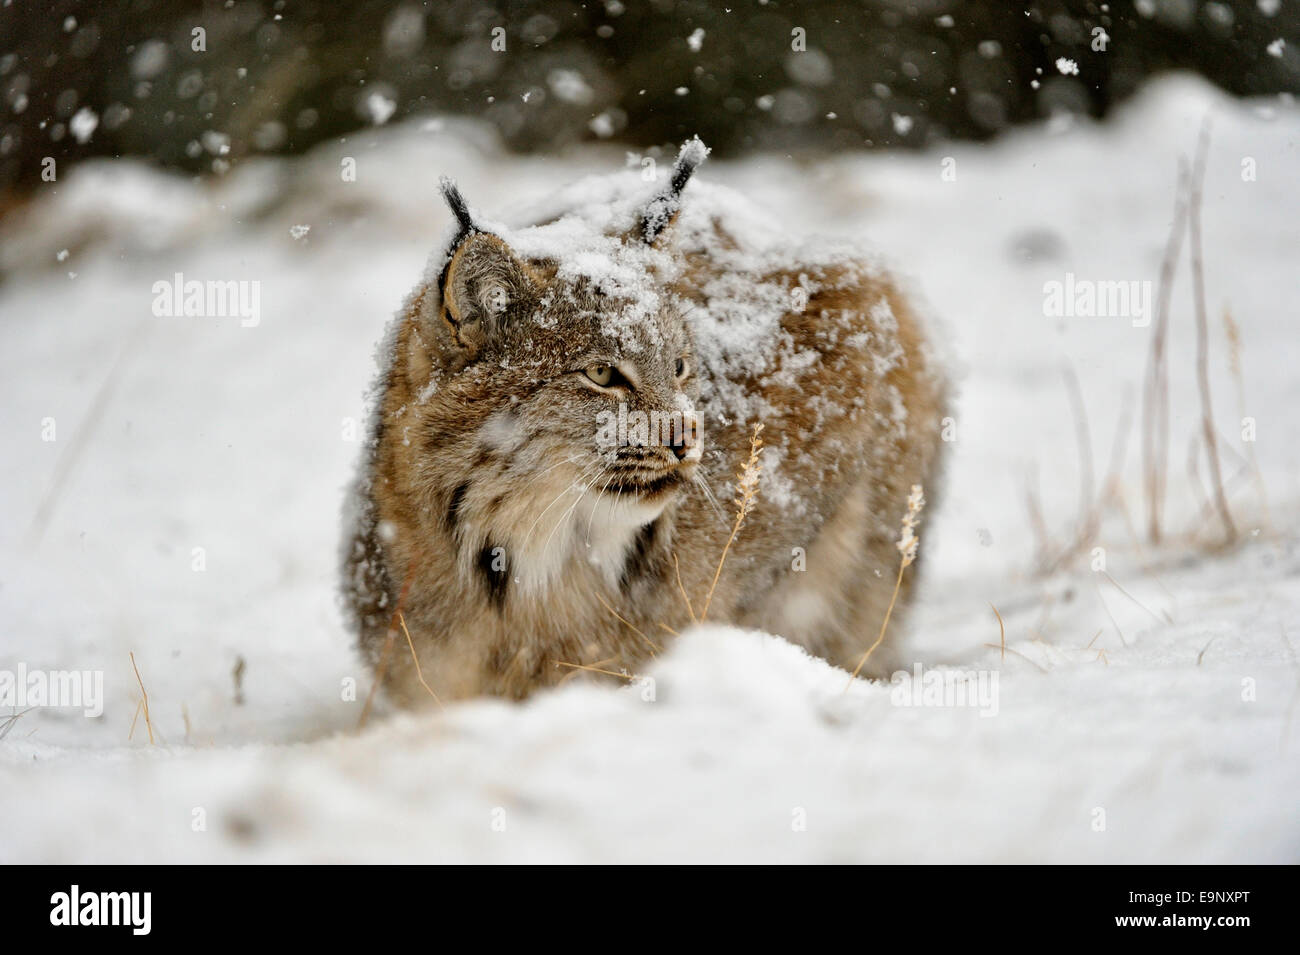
[{"left": 2, "top": 0, "right": 1298, "bottom": 201}]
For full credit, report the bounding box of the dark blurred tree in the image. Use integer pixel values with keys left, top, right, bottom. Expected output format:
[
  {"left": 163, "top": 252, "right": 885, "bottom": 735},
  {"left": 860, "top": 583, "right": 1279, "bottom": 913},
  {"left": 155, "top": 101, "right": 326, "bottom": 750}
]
[{"left": 1, "top": 0, "right": 1296, "bottom": 199}]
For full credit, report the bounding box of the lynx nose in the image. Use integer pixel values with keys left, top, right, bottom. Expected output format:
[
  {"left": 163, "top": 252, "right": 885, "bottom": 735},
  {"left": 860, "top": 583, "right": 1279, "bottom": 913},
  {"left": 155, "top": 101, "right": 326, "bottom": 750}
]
[{"left": 667, "top": 415, "right": 700, "bottom": 462}]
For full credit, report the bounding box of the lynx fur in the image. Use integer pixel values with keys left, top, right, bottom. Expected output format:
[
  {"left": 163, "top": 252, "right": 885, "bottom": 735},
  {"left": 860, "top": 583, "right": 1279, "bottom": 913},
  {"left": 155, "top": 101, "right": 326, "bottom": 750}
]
[{"left": 343, "top": 139, "right": 947, "bottom": 705}]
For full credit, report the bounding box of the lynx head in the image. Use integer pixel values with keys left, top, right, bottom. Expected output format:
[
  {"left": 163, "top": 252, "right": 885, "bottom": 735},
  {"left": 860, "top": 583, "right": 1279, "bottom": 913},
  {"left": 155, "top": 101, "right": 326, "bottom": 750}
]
[{"left": 401, "top": 140, "right": 711, "bottom": 586}]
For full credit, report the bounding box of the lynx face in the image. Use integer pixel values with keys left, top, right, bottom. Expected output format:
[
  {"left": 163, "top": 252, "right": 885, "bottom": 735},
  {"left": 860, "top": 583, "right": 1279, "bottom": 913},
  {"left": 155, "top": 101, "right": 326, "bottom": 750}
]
[
  {"left": 404, "top": 195, "right": 709, "bottom": 591},
  {"left": 450, "top": 263, "right": 702, "bottom": 490}
]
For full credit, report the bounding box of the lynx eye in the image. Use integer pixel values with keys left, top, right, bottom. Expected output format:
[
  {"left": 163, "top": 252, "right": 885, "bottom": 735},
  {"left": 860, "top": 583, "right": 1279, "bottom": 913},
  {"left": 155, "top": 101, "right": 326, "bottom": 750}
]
[
  {"left": 675, "top": 357, "right": 689, "bottom": 379},
  {"left": 585, "top": 364, "right": 615, "bottom": 387}
]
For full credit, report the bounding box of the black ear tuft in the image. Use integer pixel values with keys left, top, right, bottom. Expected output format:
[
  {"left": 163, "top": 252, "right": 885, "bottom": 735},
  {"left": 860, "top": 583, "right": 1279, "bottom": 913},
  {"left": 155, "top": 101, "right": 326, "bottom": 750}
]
[
  {"left": 640, "top": 137, "right": 710, "bottom": 244},
  {"left": 439, "top": 176, "right": 477, "bottom": 242},
  {"left": 667, "top": 136, "right": 708, "bottom": 197}
]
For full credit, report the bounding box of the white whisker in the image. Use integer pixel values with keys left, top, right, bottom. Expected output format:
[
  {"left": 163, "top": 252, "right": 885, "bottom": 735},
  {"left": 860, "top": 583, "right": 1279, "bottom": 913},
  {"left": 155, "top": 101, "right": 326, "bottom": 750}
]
[
  {"left": 521, "top": 460, "right": 602, "bottom": 543},
  {"left": 585, "top": 473, "right": 617, "bottom": 546},
  {"left": 692, "top": 473, "right": 727, "bottom": 526}
]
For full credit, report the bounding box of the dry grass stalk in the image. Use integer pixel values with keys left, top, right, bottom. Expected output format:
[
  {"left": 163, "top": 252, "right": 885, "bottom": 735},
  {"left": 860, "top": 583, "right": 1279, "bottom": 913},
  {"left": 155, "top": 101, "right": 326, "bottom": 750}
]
[
  {"left": 700, "top": 421, "right": 765, "bottom": 621},
  {"left": 593, "top": 590, "right": 661, "bottom": 653},
  {"left": 979, "top": 643, "right": 1050, "bottom": 673},
  {"left": 1186, "top": 432, "right": 1210, "bottom": 518},
  {"left": 128, "top": 699, "right": 142, "bottom": 741},
  {"left": 1064, "top": 366, "right": 1097, "bottom": 550},
  {"left": 1035, "top": 370, "right": 1111, "bottom": 575},
  {"left": 554, "top": 660, "right": 639, "bottom": 681},
  {"left": 1101, "top": 570, "right": 1165, "bottom": 624},
  {"left": 1081, "top": 627, "right": 1111, "bottom": 665},
  {"left": 1094, "top": 583, "right": 1130, "bottom": 648},
  {"left": 990, "top": 603, "right": 1006, "bottom": 662},
  {"left": 129, "top": 651, "right": 155, "bottom": 746},
  {"left": 1192, "top": 459, "right": 1252, "bottom": 540},
  {"left": 399, "top": 611, "right": 444, "bottom": 709},
  {"left": 844, "top": 484, "right": 925, "bottom": 689},
  {"left": 672, "top": 553, "right": 697, "bottom": 623},
  {"left": 1142, "top": 163, "right": 1190, "bottom": 544},
  {"left": 1188, "top": 120, "right": 1236, "bottom": 544},
  {"left": 358, "top": 562, "right": 414, "bottom": 730},
  {"left": 1100, "top": 385, "right": 1136, "bottom": 514},
  {"left": 1196, "top": 635, "right": 1218, "bottom": 666},
  {"left": 0, "top": 707, "right": 34, "bottom": 741},
  {"left": 1222, "top": 306, "right": 1243, "bottom": 396},
  {"left": 1111, "top": 485, "right": 1157, "bottom": 575},
  {"left": 1222, "top": 305, "right": 1272, "bottom": 531}
]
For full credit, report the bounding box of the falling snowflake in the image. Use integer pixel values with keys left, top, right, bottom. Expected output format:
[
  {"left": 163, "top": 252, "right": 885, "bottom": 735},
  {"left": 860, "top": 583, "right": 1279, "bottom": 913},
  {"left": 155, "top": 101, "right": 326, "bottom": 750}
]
[
  {"left": 201, "top": 130, "right": 230, "bottom": 155},
  {"left": 69, "top": 107, "right": 98, "bottom": 144},
  {"left": 364, "top": 92, "right": 397, "bottom": 125},
  {"left": 1267, "top": 38, "right": 1285, "bottom": 58},
  {"left": 290, "top": 225, "right": 311, "bottom": 240},
  {"left": 588, "top": 111, "right": 617, "bottom": 138},
  {"left": 891, "top": 113, "right": 914, "bottom": 135},
  {"left": 687, "top": 28, "right": 705, "bottom": 52},
  {"left": 1055, "top": 57, "right": 1080, "bottom": 76},
  {"left": 547, "top": 70, "right": 594, "bottom": 105}
]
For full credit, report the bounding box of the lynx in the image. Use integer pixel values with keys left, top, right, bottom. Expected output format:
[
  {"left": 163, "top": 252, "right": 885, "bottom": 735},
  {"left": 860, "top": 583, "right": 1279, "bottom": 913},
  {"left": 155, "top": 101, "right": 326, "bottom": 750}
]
[{"left": 342, "top": 140, "right": 948, "bottom": 705}]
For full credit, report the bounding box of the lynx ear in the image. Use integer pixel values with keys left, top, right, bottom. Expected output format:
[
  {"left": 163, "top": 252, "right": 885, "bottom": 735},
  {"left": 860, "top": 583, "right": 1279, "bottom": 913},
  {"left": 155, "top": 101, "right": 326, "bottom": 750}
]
[
  {"left": 437, "top": 182, "right": 538, "bottom": 355},
  {"left": 440, "top": 233, "right": 539, "bottom": 355},
  {"left": 638, "top": 137, "right": 709, "bottom": 244}
]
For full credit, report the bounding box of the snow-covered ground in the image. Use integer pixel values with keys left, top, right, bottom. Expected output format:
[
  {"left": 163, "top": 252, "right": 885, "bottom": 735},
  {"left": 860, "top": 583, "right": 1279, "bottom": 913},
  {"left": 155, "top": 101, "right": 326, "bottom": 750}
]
[{"left": 1, "top": 75, "right": 1297, "bottom": 863}]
